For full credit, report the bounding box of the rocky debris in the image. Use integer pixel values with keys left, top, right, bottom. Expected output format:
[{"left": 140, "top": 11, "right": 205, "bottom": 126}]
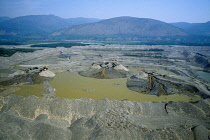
[
  {"left": 193, "top": 125, "right": 209, "bottom": 140},
  {"left": 79, "top": 68, "right": 128, "bottom": 79},
  {"left": 130, "top": 71, "right": 148, "bottom": 79},
  {"left": 195, "top": 53, "right": 209, "bottom": 66},
  {"left": 39, "top": 70, "right": 55, "bottom": 77},
  {"left": 114, "top": 64, "right": 129, "bottom": 71},
  {"left": 8, "top": 70, "right": 26, "bottom": 78},
  {"left": 127, "top": 72, "right": 200, "bottom": 96},
  {"left": 25, "top": 66, "right": 49, "bottom": 73},
  {"left": 166, "top": 101, "right": 209, "bottom": 120},
  {"left": 194, "top": 53, "right": 210, "bottom": 72},
  {"left": 58, "top": 53, "right": 72, "bottom": 59},
  {"left": 91, "top": 61, "right": 127, "bottom": 70},
  {"left": 90, "top": 63, "right": 101, "bottom": 69},
  {"left": 1, "top": 44, "right": 210, "bottom": 139},
  {"left": 79, "top": 61, "right": 129, "bottom": 79},
  {"left": 0, "top": 48, "right": 67, "bottom": 69},
  {"left": 0, "top": 73, "right": 47, "bottom": 86},
  {"left": 0, "top": 95, "right": 209, "bottom": 140},
  {"left": 182, "top": 50, "right": 190, "bottom": 57},
  {"left": 43, "top": 81, "right": 56, "bottom": 97},
  {"left": 0, "top": 66, "right": 54, "bottom": 86},
  {"left": 0, "top": 86, "right": 20, "bottom": 97},
  {"left": 0, "top": 110, "right": 72, "bottom": 140}
]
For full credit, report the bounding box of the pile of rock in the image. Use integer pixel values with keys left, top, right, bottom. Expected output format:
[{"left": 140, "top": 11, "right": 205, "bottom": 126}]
[
  {"left": 79, "top": 61, "right": 129, "bottom": 79},
  {"left": 0, "top": 95, "right": 209, "bottom": 140},
  {"left": 90, "top": 61, "right": 129, "bottom": 71},
  {"left": 25, "top": 66, "right": 55, "bottom": 78},
  {"left": 127, "top": 71, "right": 201, "bottom": 96},
  {"left": 0, "top": 66, "right": 55, "bottom": 86},
  {"left": 39, "top": 70, "right": 55, "bottom": 77}
]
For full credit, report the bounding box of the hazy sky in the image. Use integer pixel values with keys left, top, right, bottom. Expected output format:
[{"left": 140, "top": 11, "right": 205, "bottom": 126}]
[{"left": 0, "top": 0, "right": 209, "bottom": 23}]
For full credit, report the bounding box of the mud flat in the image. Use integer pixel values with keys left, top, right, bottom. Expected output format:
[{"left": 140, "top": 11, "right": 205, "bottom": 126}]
[{"left": 0, "top": 44, "right": 210, "bottom": 139}]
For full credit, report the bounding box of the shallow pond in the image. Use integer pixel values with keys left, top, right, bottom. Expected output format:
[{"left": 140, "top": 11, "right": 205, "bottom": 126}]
[
  {"left": 12, "top": 71, "right": 201, "bottom": 102},
  {"left": 11, "top": 83, "right": 48, "bottom": 97}
]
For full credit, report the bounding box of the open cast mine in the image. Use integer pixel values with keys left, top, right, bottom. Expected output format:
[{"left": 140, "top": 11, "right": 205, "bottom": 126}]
[{"left": 0, "top": 43, "right": 210, "bottom": 140}]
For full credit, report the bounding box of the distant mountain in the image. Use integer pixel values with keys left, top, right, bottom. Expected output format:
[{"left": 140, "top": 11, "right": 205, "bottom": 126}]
[
  {"left": 52, "top": 16, "right": 188, "bottom": 40},
  {"left": 66, "top": 17, "right": 101, "bottom": 26},
  {"left": 0, "top": 17, "right": 11, "bottom": 23},
  {"left": 0, "top": 15, "right": 101, "bottom": 38},
  {"left": 171, "top": 21, "right": 210, "bottom": 36},
  {"left": 0, "top": 15, "right": 70, "bottom": 37},
  {"left": 2, "top": 15, "right": 210, "bottom": 44},
  {"left": 170, "top": 22, "right": 192, "bottom": 29}
]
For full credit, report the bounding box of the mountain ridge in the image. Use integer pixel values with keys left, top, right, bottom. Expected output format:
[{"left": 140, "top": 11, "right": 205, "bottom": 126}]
[
  {"left": 171, "top": 21, "right": 210, "bottom": 36},
  {"left": 66, "top": 17, "right": 101, "bottom": 25},
  {"left": 0, "top": 17, "right": 11, "bottom": 23},
  {"left": 52, "top": 16, "right": 189, "bottom": 40},
  {"left": 0, "top": 15, "right": 209, "bottom": 43},
  {"left": 0, "top": 15, "right": 101, "bottom": 38}
]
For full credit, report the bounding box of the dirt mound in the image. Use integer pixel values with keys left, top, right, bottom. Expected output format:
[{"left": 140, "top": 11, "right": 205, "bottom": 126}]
[
  {"left": 127, "top": 72, "right": 200, "bottom": 96},
  {"left": 79, "top": 62, "right": 129, "bottom": 79},
  {"left": 79, "top": 68, "right": 128, "bottom": 79}
]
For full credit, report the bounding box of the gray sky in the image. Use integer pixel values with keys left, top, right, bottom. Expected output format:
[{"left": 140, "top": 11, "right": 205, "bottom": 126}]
[{"left": 0, "top": 0, "right": 210, "bottom": 23}]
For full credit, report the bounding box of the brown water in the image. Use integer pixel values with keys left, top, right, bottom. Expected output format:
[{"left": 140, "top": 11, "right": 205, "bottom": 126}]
[
  {"left": 48, "top": 72, "right": 200, "bottom": 102},
  {"left": 11, "top": 71, "right": 201, "bottom": 102},
  {"left": 12, "top": 83, "right": 47, "bottom": 97}
]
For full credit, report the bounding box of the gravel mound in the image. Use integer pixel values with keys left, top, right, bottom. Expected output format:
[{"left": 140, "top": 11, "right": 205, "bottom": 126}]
[{"left": 0, "top": 95, "right": 209, "bottom": 140}]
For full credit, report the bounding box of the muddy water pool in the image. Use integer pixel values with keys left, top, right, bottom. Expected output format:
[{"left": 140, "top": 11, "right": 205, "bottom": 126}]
[
  {"left": 11, "top": 71, "right": 200, "bottom": 102},
  {"left": 9, "top": 83, "right": 48, "bottom": 97}
]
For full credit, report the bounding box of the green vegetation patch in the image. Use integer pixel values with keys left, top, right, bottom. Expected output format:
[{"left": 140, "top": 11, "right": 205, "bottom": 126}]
[
  {"left": 0, "top": 48, "right": 40, "bottom": 57},
  {"left": 30, "top": 42, "right": 90, "bottom": 48}
]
